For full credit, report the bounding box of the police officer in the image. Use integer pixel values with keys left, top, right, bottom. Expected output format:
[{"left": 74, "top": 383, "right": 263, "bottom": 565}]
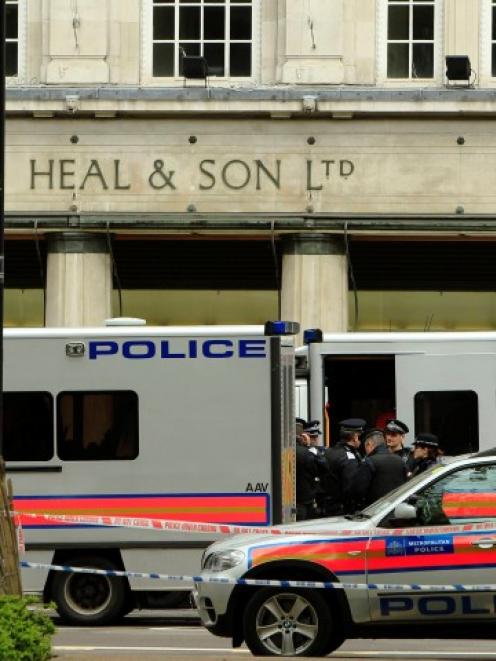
[
  {"left": 384, "top": 419, "right": 412, "bottom": 465},
  {"left": 322, "top": 418, "right": 367, "bottom": 515},
  {"left": 408, "top": 433, "right": 440, "bottom": 477},
  {"left": 304, "top": 420, "right": 329, "bottom": 516},
  {"left": 295, "top": 420, "right": 321, "bottom": 520},
  {"left": 361, "top": 428, "right": 407, "bottom": 505}
]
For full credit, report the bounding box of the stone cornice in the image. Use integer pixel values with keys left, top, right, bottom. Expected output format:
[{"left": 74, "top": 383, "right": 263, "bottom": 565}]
[{"left": 5, "top": 86, "right": 496, "bottom": 117}]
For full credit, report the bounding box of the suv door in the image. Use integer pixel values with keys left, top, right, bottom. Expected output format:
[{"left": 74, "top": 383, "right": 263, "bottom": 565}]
[{"left": 367, "top": 461, "right": 496, "bottom": 623}]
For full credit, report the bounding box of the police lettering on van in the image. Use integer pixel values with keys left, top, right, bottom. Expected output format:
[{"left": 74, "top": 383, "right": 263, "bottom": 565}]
[{"left": 88, "top": 339, "right": 267, "bottom": 360}]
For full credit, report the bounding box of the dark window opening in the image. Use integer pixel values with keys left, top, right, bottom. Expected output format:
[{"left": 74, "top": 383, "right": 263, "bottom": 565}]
[
  {"left": 5, "top": 0, "right": 18, "bottom": 77},
  {"left": 57, "top": 391, "right": 139, "bottom": 461},
  {"left": 414, "top": 390, "right": 479, "bottom": 455},
  {"left": 324, "top": 356, "right": 396, "bottom": 447},
  {"left": 492, "top": 4, "right": 496, "bottom": 77},
  {"left": 4, "top": 392, "right": 54, "bottom": 461}
]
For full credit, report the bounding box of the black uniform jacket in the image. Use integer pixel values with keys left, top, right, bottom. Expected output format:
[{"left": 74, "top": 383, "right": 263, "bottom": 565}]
[
  {"left": 393, "top": 445, "right": 413, "bottom": 464},
  {"left": 296, "top": 442, "right": 321, "bottom": 504},
  {"left": 323, "top": 442, "right": 363, "bottom": 514},
  {"left": 361, "top": 445, "right": 408, "bottom": 505}
]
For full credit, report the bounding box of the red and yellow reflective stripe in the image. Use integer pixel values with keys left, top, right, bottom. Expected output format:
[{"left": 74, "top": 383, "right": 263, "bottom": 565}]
[
  {"left": 250, "top": 540, "right": 368, "bottom": 573},
  {"left": 442, "top": 493, "right": 496, "bottom": 518},
  {"left": 15, "top": 493, "right": 269, "bottom": 527}
]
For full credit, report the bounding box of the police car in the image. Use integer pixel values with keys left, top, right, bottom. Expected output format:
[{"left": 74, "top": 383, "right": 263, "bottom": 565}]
[{"left": 194, "top": 449, "right": 496, "bottom": 657}]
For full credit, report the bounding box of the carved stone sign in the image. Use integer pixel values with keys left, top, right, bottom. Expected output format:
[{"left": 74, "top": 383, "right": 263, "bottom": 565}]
[
  {"left": 28, "top": 157, "right": 355, "bottom": 193},
  {"left": 5, "top": 118, "right": 496, "bottom": 215}
]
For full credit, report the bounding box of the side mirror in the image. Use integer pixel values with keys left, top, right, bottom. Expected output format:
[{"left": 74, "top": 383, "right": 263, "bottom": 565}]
[{"left": 393, "top": 502, "right": 417, "bottom": 520}]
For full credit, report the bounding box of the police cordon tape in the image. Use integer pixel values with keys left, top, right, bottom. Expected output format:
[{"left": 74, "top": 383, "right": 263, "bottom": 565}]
[
  {"left": 19, "top": 560, "right": 496, "bottom": 593},
  {"left": 14, "top": 510, "right": 496, "bottom": 538}
]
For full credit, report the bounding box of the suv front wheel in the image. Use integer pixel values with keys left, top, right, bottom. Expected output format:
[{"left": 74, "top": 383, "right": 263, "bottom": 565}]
[{"left": 243, "top": 587, "right": 343, "bottom": 657}]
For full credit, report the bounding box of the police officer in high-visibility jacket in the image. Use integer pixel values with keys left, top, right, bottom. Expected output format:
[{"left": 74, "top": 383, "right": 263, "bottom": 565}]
[{"left": 323, "top": 418, "right": 366, "bottom": 516}]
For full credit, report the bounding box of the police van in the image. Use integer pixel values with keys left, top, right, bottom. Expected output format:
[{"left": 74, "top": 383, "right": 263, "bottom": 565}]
[
  {"left": 300, "top": 330, "right": 496, "bottom": 455},
  {"left": 4, "top": 320, "right": 297, "bottom": 624}
]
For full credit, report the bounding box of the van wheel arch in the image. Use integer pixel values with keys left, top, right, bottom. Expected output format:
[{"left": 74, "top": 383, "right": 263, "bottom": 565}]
[{"left": 45, "top": 550, "right": 131, "bottom": 625}]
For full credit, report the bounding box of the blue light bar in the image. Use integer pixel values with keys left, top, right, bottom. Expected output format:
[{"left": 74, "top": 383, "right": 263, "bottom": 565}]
[
  {"left": 264, "top": 321, "right": 300, "bottom": 336},
  {"left": 303, "top": 328, "right": 323, "bottom": 344}
]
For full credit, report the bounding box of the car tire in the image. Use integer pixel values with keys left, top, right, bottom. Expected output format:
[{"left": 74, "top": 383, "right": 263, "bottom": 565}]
[
  {"left": 51, "top": 556, "right": 128, "bottom": 626},
  {"left": 243, "top": 587, "right": 341, "bottom": 657}
]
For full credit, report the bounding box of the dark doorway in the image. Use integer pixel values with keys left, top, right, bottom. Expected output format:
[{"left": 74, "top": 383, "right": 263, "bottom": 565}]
[{"left": 324, "top": 356, "right": 396, "bottom": 446}]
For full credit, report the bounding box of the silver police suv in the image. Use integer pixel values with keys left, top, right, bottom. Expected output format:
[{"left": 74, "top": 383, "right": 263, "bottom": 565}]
[{"left": 194, "top": 450, "right": 496, "bottom": 656}]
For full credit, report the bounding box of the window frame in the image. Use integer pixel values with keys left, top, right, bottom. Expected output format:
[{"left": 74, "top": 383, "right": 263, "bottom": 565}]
[
  {"left": 377, "top": 0, "right": 444, "bottom": 85},
  {"left": 141, "top": 0, "right": 260, "bottom": 85}
]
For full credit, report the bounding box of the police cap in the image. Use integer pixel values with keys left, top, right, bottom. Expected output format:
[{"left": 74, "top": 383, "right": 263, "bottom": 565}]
[
  {"left": 384, "top": 419, "right": 409, "bottom": 435},
  {"left": 413, "top": 432, "right": 439, "bottom": 449},
  {"left": 296, "top": 417, "right": 307, "bottom": 427},
  {"left": 339, "top": 418, "right": 366, "bottom": 433},
  {"left": 304, "top": 420, "right": 322, "bottom": 436}
]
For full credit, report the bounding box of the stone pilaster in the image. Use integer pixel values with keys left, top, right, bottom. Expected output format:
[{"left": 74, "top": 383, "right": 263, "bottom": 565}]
[
  {"left": 45, "top": 232, "right": 112, "bottom": 327},
  {"left": 281, "top": 234, "right": 348, "bottom": 341}
]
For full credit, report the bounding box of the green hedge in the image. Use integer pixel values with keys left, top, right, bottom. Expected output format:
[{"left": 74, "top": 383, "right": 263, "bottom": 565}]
[{"left": 0, "top": 596, "right": 55, "bottom": 661}]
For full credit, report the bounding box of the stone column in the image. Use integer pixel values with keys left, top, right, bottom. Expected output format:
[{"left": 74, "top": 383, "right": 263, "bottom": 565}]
[
  {"left": 45, "top": 232, "right": 112, "bottom": 327},
  {"left": 281, "top": 234, "right": 348, "bottom": 341}
]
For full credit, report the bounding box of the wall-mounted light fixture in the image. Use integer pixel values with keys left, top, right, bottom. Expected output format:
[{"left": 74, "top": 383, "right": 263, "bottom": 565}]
[
  {"left": 445, "top": 56, "right": 474, "bottom": 87},
  {"left": 180, "top": 47, "right": 209, "bottom": 88}
]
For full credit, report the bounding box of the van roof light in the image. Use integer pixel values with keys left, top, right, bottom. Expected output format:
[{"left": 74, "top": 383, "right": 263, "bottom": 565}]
[
  {"left": 105, "top": 317, "right": 147, "bottom": 327},
  {"left": 264, "top": 321, "right": 300, "bottom": 336},
  {"left": 303, "top": 328, "right": 323, "bottom": 344}
]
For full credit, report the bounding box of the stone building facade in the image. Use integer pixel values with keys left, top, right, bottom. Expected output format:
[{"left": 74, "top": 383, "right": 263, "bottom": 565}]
[{"left": 5, "top": 0, "right": 496, "bottom": 335}]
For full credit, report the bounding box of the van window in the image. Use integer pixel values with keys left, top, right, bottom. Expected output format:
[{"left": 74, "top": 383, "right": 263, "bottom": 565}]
[
  {"left": 3, "top": 392, "right": 54, "bottom": 461},
  {"left": 57, "top": 391, "right": 139, "bottom": 461},
  {"left": 414, "top": 390, "right": 478, "bottom": 455}
]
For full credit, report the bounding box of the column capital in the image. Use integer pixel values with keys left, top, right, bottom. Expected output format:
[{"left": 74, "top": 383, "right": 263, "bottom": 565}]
[
  {"left": 281, "top": 233, "right": 345, "bottom": 256},
  {"left": 46, "top": 232, "right": 109, "bottom": 254}
]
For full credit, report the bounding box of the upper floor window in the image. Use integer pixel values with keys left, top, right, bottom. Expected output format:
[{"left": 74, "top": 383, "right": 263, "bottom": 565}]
[
  {"left": 152, "top": 0, "right": 253, "bottom": 79},
  {"left": 492, "top": 1, "right": 496, "bottom": 76},
  {"left": 386, "top": 0, "right": 435, "bottom": 79},
  {"left": 6, "top": 0, "right": 19, "bottom": 77}
]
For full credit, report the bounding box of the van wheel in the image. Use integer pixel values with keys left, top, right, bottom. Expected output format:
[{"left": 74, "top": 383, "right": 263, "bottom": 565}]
[
  {"left": 51, "top": 556, "right": 127, "bottom": 625},
  {"left": 243, "top": 588, "right": 341, "bottom": 657}
]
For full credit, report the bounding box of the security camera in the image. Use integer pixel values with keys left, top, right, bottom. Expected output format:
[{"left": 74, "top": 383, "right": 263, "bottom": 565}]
[{"left": 302, "top": 95, "right": 317, "bottom": 114}]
